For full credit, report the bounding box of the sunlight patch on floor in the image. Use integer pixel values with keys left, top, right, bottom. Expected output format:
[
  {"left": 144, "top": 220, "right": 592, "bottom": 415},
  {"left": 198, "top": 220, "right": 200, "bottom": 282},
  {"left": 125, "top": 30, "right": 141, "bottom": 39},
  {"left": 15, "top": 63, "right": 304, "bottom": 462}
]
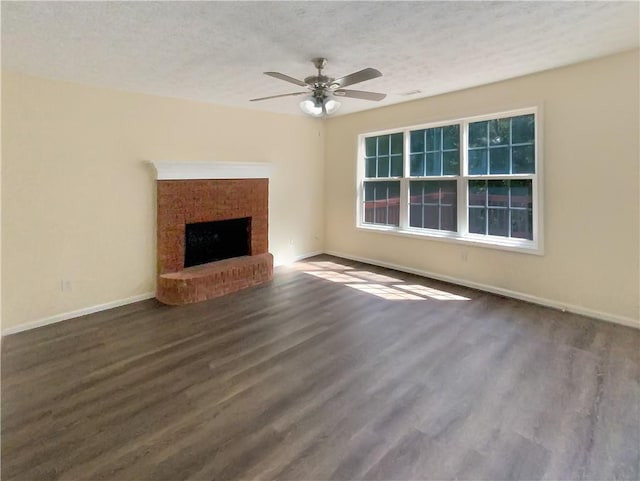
[
  {"left": 293, "top": 261, "right": 355, "bottom": 271},
  {"left": 304, "top": 271, "right": 366, "bottom": 283},
  {"left": 394, "top": 284, "right": 470, "bottom": 301},
  {"left": 299, "top": 259, "right": 471, "bottom": 302},
  {"left": 347, "top": 271, "right": 404, "bottom": 283},
  {"left": 345, "top": 283, "right": 423, "bottom": 300}
]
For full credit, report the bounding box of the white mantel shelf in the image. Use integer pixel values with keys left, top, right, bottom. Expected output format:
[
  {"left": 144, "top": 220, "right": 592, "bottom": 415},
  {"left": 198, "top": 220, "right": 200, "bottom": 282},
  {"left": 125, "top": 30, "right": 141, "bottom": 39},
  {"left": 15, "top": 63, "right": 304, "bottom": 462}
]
[{"left": 149, "top": 161, "right": 272, "bottom": 180}]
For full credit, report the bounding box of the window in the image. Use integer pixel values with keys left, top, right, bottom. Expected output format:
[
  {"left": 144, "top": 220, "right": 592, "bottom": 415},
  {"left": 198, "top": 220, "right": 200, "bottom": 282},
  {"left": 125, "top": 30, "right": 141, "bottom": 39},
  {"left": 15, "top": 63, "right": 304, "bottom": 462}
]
[
  {"left": 357, "top": 108, "right": 541, "bottom": 253},
  {"left": 409, "top": 181, "right": 458, "bottom": 231},
  {"left": 363, "top": 133, "right": 402, "bottom": 227}
]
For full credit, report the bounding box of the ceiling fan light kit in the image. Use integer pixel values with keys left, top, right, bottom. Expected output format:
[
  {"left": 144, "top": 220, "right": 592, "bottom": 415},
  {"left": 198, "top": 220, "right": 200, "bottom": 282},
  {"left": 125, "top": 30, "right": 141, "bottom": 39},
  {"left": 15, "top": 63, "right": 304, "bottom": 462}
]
[
  {"left": 299, "top": 94, "right": 341, "bottom": 117},
  {"left": 251, "top": 57, "right": 386, "bottom": 117}
]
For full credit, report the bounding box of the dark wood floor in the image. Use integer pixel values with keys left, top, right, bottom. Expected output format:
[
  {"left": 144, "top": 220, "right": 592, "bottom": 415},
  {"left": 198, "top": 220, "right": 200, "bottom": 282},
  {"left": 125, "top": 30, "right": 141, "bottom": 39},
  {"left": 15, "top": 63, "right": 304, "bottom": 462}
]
[{"left": 2, "top": 255, "right": 639, "bottom": 481}]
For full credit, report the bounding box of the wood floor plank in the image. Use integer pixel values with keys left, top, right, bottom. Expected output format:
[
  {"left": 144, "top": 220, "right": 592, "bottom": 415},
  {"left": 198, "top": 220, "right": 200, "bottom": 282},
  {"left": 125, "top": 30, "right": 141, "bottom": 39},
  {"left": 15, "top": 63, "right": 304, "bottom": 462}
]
[{"left": 2, "top": 254, "right": 639, "bottom": 480}]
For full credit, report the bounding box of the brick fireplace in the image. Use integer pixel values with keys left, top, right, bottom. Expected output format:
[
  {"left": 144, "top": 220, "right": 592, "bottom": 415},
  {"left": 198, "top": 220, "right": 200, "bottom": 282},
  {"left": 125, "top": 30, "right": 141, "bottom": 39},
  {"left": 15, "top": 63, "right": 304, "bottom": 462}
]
[{"left": 152, "top": 162, "right": 273, "bottom": 305}]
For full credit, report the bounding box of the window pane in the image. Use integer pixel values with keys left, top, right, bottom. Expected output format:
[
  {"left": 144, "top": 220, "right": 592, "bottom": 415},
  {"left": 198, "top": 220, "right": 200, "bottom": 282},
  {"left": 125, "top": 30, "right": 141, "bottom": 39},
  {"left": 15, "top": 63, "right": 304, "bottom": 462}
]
[
  {"left": 512, "top": 145, "right": 535, "bottom": 173},
  {"left": 423, "top": 205, "right": 439, "bottom": 229},
  {"left": 365, "top": 157, "right": 376, "bottom": 178},
  {"left": 411, "top": 124, "right": 459, "bottom": 178},
  {"left": 365, "top": 137, "right": 377, "bottom": 157},
  {"left": 410, "top": 179, "right": 422, "bottom": 201},
  {"left": 510, "top": 180, "right": 532, "bottom": 208},
  {"left": 468, "top": 180, "right": 534, "bottom": 240},
  {"left": 364, "top": 133, "right": 402, "bottom": 178},
  {"left": 468, "top": 180, "right": 486, "bottom": 206},
  {"left": 390, "top": 133, "right": 403, "bottom": 155},
  {"left": 364, "top": 182, "right": 375, "bottom": 201},
  {"left": 373, "top": 182, "right": 385, "bottom": 201},
  {"left": 409, "top": 180, "right": 457, "bottom": 232},
  {"left": 488, "top": 180, "right": 509, "bottom": 207},
  {"left": 390, "top": 155, "right": 403, "bottom": 177},
  {"left": 378, "top": 156, "right": 390, "bottom": 178},
  {"left": 440, "top": 181, "right": 457, "bottom": 204},
  {"left": 363, "top": 181, "right": 401, "bottom": 227},
  {"left": 409, "top": 205, "right": 422, "bottom": 228},
  {"left": 423, "top": 180, "right": 439, "bottom": 201},
  {"left": 410, "top": 154, "right": 425, "bottom": 176},
  {"left": 469, "top": 207, "right": 486, "bottom": 234},
  {"left": 511, "top": 209, "right": 533, "bottom": 240},
  {"left": 443, "top": 150, "right": 460, "bottom": 175},
  {"left": 469, "top": 121, "right": 488, "bottom": 148},
  {"left": 489, "top": 118, "right": 510, "bottom": 146},
  {"left": 468, "top": 114, "right": 536, "bottom": 180},
  {"left": 426, "top": 128, "right": 442, "bottom": 151},
  {"left": 512, "top": 114, "right": 534, "bottom": 144},
  {"left": 364, "top": 182, "right": 375, "bottom": 223},
  {"left": 388, "top": 181, "right": 400, "bottom": 200},
  {"left": 411, "top": 130, "right": 424, "bottom": 153},
  {"left": 469, "top": 149, "right": 488, "bottom": 175},
  {"left": 378, "top": 136, "right": 390, "bottom": 156},
  {"left": 488, "top": 208, "right": 508, "bottom": 237},
  {"left": 364, "top": 206, "right": 374, "bottom": 223},
  {"left": 388, "top": 182, "right": 400, "bottom": 226},
  {"left": 443, "top": 125, "right": 460, "bottom": 150},
  {"left": 425, "top": 152, "right": 441, "bottom": 176},
  {"left": 441, "top": 205, "right": 457, "bottom": 232},
  {"left": 489, "top": 147, "right": 509, "bottom": 174}
]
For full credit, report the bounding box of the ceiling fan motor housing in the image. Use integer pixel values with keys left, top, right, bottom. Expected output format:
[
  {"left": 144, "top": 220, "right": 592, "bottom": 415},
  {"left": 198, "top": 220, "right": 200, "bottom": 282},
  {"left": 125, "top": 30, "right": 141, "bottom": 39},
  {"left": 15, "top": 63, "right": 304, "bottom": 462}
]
[
  {"left": 304, "top": 74, "right": 334, "bottom": 87},
  {"left": 306, "top": 57, "right": 334, "bottom": 90}
]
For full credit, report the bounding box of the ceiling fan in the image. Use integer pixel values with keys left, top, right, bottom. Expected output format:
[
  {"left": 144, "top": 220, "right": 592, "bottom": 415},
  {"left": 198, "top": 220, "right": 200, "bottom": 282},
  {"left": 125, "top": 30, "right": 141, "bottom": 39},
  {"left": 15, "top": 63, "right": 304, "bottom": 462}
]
[{"left": 250, "top": 57, "right": 386, "bottom": 117}]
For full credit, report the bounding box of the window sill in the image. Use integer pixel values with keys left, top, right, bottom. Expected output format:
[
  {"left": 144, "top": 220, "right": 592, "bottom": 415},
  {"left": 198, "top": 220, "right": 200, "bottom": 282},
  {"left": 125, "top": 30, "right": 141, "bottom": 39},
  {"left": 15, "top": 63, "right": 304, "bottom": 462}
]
[{"left": 356, "top": 224, "right": 543, "bottom": 256}]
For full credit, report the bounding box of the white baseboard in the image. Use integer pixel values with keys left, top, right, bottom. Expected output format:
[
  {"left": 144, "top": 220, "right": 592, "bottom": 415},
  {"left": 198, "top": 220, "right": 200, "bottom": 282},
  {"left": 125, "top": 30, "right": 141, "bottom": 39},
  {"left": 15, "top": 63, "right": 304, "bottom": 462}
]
[
  {"left": 2, "top": 292, "right": 156, "bottom": 336},
  {"left": 324, "top": 250, "right": 640, "bottom": 330},
  {"left": 274, "top": 250, "right": 324, "bottom": 267}
]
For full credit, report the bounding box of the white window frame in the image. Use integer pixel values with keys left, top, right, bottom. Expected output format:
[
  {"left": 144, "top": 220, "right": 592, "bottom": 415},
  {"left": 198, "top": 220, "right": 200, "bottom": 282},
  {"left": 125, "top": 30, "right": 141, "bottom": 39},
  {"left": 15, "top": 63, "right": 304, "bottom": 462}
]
[{"left": 356, "top": 107, "right": 543, "bottom": 255}]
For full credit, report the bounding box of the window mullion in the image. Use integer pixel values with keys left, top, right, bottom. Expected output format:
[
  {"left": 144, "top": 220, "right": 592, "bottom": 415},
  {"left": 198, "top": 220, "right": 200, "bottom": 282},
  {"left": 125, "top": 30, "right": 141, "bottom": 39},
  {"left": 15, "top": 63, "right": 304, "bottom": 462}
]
[
  {"left": 399, "top": 128, "right": 410, "bottom": 230},
  {"left": 438, "top": 183, "right": 444, "bottom": 230},
  {"left": 507, "top": 179, "right": 512, "bottom": 238},
  {"left": 399, "top": 178, "right": 408, "bottom": 229},
  {"left": 459, "top": 120, "right": 468, "bottom": 235},
  {"left": 485, "top": 181, "right": 489, "bottom": 236}
]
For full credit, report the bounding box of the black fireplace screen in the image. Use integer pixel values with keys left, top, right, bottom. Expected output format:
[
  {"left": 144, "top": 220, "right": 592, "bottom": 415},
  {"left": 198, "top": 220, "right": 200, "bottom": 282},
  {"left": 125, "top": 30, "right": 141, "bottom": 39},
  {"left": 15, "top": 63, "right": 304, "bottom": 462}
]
[{"left": 184, "top": 217, "right": 251, "bottom": 268}]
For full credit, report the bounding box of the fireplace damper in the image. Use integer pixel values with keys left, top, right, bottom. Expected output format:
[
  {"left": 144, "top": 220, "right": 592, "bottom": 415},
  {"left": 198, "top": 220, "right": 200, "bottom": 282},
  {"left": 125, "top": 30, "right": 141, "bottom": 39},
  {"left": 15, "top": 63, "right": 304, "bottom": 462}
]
[{"left": 184, "top": 217, "right": 251, "bottom": 268}]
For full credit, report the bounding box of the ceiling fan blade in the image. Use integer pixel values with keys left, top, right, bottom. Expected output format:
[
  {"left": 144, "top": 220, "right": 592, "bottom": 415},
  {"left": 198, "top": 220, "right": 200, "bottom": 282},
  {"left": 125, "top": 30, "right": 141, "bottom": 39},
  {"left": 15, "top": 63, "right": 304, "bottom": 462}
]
[
  {"left": 331, "top": 68, "right": 382, "bottom": 89},
  {"left": 334, "top": 89, "right": 386, "bottom": 101},
  {"left": 264, "top": 71, "right": 309, "bottom": 87},
  {"left": 250, "top": 91, "right": 307, "bottom": 102}
]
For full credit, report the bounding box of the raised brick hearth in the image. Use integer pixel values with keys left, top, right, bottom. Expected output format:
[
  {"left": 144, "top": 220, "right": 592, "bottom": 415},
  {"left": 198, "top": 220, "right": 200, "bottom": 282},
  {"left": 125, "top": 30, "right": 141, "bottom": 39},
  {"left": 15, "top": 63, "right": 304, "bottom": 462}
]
[{"left": 156, "top": 178, "right": 273, "bottom": 305}]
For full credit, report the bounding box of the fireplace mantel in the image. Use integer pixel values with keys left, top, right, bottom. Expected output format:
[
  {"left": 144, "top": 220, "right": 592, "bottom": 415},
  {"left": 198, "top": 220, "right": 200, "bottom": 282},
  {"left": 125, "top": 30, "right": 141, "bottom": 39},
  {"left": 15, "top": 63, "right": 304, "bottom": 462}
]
[{"left": 149, "top": 161, "right": 272, "bottom": 180}]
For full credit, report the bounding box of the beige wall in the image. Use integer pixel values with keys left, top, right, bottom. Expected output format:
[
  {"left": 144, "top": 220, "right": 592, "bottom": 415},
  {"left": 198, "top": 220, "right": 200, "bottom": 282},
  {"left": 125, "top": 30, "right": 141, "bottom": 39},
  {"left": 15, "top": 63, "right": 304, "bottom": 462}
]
[
  {"left": 2, "top": 72, "right": 324, "bottom": 331},
  {"left": 324, "top": 50, "right": 639, "bottom": 325}
]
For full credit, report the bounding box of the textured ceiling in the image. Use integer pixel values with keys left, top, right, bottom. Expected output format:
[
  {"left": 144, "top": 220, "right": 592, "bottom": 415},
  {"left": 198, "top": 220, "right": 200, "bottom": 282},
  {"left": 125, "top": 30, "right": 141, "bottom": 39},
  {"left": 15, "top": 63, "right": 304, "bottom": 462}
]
[{"left": 2, "top": 1, "right": 639, "bottom": 117}]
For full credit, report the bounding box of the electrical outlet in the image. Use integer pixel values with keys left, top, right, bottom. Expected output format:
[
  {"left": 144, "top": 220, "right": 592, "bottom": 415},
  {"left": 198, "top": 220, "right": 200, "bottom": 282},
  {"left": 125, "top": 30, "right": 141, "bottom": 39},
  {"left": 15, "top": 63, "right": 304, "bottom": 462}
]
[
  {"left": 460, "top": 250, "right": 468, "bottom": 262},
  {"left": 60, "top": 280, "right": 72, "bottom": 292}
]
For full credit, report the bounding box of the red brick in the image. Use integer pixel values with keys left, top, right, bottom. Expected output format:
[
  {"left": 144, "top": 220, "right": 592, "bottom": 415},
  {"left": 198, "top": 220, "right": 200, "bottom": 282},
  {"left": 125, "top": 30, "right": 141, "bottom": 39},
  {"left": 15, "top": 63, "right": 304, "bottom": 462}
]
[{"left": 156, "top": 179, "right": 271, "bottom": 304}]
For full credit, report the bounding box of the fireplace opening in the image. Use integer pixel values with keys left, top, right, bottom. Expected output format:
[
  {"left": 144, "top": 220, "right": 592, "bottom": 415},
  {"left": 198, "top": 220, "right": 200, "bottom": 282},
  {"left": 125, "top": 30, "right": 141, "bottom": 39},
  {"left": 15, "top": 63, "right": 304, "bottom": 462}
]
[{"left": 184, "top": 217, "right": 251, "bottom": 268}]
